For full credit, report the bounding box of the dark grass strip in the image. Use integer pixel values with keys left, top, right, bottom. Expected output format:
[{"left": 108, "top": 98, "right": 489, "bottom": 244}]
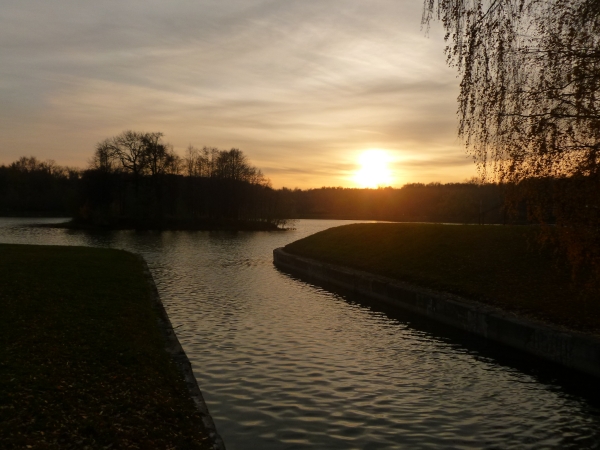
[
  {"left": 0, "top": 244, "right": 212, "bottom": 449},
  {"left": 284, "top": 223, "right": 600, "bottom": 334}
]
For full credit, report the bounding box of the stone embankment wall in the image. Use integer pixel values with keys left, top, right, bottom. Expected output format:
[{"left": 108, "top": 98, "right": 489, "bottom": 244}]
[{"left": 273, "top": 248, "right": 600, "bottom": 378}]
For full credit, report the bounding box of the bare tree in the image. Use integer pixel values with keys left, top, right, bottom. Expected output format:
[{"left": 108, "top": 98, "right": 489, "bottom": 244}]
[
  {"left": 184, "top": 145, "right": 200, "bottom": 177},
  {"left": 183, "top": 146, "right": 268, "bottom": 185},
  {"left": 142, "top": 133, "right": 181, "bottom": 176},
  {"left": 10, "top": 156, "right": 43, "bottom": 172},
  {"left": 90, "top": 131, "right": 181, "bottom": 176},
  {"left": 184, "top": 145, "right": 215, "bottom": 177},
  {"left": 90, "top": 139, "right": 120, "bottom": 173},
  {"left": 112, "top": 131, "right": 150, "bottom": 177}
]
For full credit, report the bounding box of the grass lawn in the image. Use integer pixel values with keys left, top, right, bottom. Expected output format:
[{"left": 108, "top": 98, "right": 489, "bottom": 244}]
[
  {"left": 284, "top": 223, "right": 600, "bottom": 334},
  {"left": 0, "top": 244, "right": 212, "bottom": 449}
]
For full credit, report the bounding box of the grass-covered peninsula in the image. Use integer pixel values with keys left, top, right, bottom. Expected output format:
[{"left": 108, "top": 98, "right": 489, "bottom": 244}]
[
  {"left": 0, "top": 244, "right": 212, "bottom": 449},
  {"left": 284, "top": 223, "right": 600, "bottom": 334}
]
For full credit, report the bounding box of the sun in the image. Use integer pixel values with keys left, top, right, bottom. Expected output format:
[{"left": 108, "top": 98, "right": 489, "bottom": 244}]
[{"left": 354, "top": 149, "right": 393, "bottom": 188}]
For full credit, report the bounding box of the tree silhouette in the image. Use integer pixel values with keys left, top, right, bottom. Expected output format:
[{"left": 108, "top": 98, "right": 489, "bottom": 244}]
[
  {"left": 0, "top": 157, "right": 80, "bottom": 215},
  {"left": 78, "top": 132, "right": 281, "bottom": 229},
  {"left": 423, "top": 0, "right": 600, "bottom": 284}
]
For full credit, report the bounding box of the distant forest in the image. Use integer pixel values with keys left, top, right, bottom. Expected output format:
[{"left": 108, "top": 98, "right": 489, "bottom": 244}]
[
  {"left": 279, "top": 183, "right": 509, "bottom": 224},
  {"left": 0, "top": 131, "right": 521, "bottom": 228}
]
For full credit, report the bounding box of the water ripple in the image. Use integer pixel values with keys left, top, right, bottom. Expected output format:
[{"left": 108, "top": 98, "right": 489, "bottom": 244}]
[{"left": 1, "top": 218, "right": 600, "bottom": 449}]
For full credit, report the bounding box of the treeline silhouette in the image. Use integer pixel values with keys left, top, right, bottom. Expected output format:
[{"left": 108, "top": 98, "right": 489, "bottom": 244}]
[
  {"left": 0, "top": 133, "right": 522, "bottom": 227},
  {"left": 0, "top": 157, "right": 80, "bottom": 216},
  {"left": 280, "top": 183, "right": 510, "bottom": 224},
  {"left": 81, "top": 131, "right": 285, "bottom": 229}
]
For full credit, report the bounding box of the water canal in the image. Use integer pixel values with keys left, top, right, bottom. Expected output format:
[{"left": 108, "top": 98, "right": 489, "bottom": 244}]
[{"left": 2, "top": 217, "right": 600, "bottom": 449}]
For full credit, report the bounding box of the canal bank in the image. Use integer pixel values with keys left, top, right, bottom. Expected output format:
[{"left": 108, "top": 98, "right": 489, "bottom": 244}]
[
  {"left": 273, "top": 247, "right": 600, "bottom": 378},
  {"left": 140, "top": 257, "right": 226, "bottom": 450},
  {"left": 0, "top": 243, "right": 224, "bottom": 449},
  {"left": 4, "top": 218, "right": 600, "bottom": 449}
]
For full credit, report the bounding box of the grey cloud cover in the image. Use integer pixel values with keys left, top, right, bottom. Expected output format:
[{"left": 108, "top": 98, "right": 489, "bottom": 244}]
[{"left": 0, "top": 0, "right": 474, "bottom": 188}]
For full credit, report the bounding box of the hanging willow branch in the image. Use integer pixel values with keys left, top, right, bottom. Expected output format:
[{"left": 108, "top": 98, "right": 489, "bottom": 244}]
[
  {"left": 423, "top": 0, "right": 600, "bottom": 288},
  {"left": 422, "top": 0, "right": 600, "bottom": 182}
]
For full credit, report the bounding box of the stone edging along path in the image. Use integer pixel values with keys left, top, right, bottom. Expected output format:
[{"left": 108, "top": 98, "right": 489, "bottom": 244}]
[
  {"left": 139, "top": 257, "right": 226, "bottom": 450},
  {"left": 273, "top": 248, "right": 600, "bottom": 378}
]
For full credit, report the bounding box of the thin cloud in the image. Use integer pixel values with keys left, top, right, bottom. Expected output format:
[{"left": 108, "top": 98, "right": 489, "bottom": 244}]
[{"left": 0, "top": 0, "right": 474, "bottom": 188}]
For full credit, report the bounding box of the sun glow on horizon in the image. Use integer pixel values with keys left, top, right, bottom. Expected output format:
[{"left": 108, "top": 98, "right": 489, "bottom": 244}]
[{"left": 354, "top": 149, "right": 393, "bottom": 188}]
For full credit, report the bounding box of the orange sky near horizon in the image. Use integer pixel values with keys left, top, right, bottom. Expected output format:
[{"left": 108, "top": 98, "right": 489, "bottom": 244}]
[{"left": 0, "top": 0, "right": 477, "bottom": 189}]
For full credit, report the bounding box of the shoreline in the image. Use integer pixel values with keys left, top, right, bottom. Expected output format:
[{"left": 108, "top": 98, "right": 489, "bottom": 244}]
[
  {"left": 273, "top": 247, "right": 600, "bottom": 378},
  {"left": 36, "top": 219, "right": 287, "bottom": 232},
  {"left": 139, "top": 256, "right": 226, "bottom": 450},
  {"left": 0, "top": 243, "right": 224, "bottom": 448}
]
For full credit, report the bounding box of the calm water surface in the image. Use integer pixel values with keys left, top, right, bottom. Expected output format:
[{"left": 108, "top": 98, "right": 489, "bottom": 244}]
[{"left": 2, "top": 217, "right": 600, "bottom": 449}]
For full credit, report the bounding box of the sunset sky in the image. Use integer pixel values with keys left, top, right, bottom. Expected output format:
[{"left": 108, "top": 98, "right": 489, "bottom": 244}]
[{"left": 0, "top": 0, "right": 475, "bottom": 189}]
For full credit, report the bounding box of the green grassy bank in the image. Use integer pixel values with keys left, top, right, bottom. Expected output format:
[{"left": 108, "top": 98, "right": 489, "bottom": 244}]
[
  {"left": 0, "top": 244, "right": 211, "bottom": 449},
  {"left": 285, "top": 223, "right": 600, "bottom": 334}
]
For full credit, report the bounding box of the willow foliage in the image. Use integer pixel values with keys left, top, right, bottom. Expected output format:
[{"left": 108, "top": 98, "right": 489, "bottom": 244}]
[
  {"left": 423, "top": 0, "right": 600, "bottom": 180},
  {"left": 423, "top": 0, "right": 600, "bottom": 286}
]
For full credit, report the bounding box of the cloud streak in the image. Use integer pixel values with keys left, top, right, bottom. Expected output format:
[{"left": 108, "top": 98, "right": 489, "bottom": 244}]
[{"left": 0, "top": 0, "right": 474, "bottom": 188}]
